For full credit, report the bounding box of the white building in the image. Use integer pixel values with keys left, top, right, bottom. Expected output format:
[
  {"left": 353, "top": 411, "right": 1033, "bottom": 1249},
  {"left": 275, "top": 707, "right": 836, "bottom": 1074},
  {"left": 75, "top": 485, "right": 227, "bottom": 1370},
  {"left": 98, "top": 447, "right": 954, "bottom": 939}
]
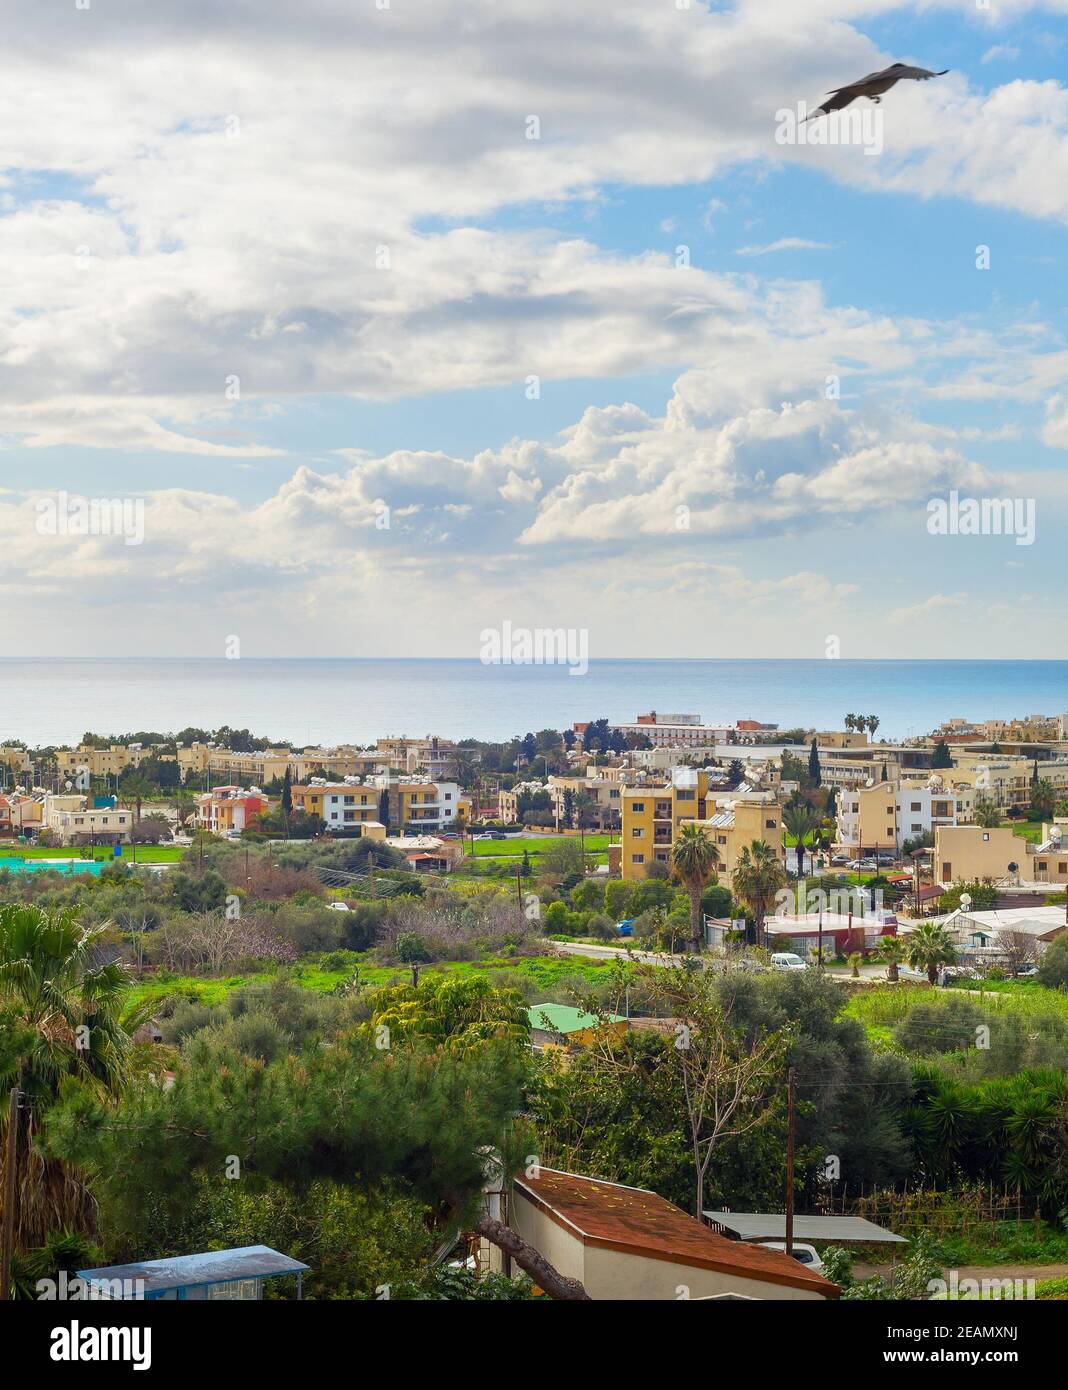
[
  {"left": 43, "top": 794, "right": 132, "bottom": 846},
  {"left": 837, "top": 776, "right": 960, "bottom": 853}
]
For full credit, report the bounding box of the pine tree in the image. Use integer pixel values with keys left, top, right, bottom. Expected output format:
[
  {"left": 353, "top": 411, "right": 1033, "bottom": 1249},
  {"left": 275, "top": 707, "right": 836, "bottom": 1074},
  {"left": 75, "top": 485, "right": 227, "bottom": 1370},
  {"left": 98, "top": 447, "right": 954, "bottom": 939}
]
[{"left": 808, "top": 738, "right": 821, "bottom": 786}]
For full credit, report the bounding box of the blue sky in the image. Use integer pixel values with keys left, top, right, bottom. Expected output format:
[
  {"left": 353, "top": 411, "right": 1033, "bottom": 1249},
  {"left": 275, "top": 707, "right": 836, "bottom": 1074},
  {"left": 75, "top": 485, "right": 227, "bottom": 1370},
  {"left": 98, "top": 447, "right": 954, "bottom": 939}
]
[{"left": 1, "top": 0, "right": 1066, "bottom": 658}]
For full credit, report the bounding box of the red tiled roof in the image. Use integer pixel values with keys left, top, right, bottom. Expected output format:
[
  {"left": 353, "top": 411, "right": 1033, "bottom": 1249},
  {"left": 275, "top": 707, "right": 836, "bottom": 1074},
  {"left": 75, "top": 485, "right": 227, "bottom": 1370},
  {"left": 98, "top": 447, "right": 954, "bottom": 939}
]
[{"left": 515, "top": 1170, "right": 838, "bottom": 1297}]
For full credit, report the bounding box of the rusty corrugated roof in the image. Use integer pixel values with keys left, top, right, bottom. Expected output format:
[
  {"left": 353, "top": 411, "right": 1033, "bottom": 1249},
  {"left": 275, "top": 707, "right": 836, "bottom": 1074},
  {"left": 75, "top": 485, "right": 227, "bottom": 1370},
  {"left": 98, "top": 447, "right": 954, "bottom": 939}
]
[{"left": 515, "top": 1170, "right": 838, "bottom": 1297}]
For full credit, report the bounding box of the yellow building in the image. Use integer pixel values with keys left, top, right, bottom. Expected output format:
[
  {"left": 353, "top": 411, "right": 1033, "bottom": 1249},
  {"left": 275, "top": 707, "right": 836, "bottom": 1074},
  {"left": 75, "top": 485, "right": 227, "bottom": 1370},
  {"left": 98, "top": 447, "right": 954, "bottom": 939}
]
[
  {"left": 621, "top": 771, "right": 783, "bottom": 881},
  {"left": 383, "top": 778, "right": 469, "bottom": 833},
  {"left": 935, "top": 823, "right": 1068, "bottom": 886},
  {"left": 292, "top": 783, "right": 384, "bottom": 829},
  {"left": 194, "top": 787, "right": 269, "bottom": 834},
  {"left": 56, "top": 744, "right": 160, "bottom": 781},
  {"left": 836, "top": 780, "right": 958, "bottom": 855}
]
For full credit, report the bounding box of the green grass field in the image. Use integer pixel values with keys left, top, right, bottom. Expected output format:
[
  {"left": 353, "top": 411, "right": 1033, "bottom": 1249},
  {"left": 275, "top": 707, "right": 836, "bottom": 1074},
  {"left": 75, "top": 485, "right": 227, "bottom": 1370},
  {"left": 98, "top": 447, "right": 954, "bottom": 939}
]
[
  {"left": 0, "top": 844, "right": 185, "bottom": 863},
  {"left": 466, "top": 833, "right": 613, "bottom": 859},
  {"left": 125, "top": 952, "right": 625, "bottom": 1009},
  {"left": 998, "top": 821, "right": 1043, "bottom": 844}
]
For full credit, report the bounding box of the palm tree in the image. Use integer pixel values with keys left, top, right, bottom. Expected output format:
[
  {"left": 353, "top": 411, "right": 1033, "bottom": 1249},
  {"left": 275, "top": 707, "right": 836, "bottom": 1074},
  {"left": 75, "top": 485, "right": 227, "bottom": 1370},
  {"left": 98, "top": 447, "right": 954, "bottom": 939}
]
[
  {"left": 0, "top": 905, "right": 146, "bottom": 1250},
  {"left": 903, "top": 921, "right": 958, "bottom": 986},
  {"left": 879, "top": 935, "right": 906, "bottom": 983},
  {"left": 867, "top": 715, "right": 880, "bottom": 741},
  {"left": 731, "top": 840, "right": 787, "bottom": 950},
  {"left": 671, "top": 825, "right": 721, "bottom": 954},
  {"left": 118, "top": 772, "right": 153, "bottom": 821},
  {"left": 782, "top": 802, "right": 818, "bottom": 878}
]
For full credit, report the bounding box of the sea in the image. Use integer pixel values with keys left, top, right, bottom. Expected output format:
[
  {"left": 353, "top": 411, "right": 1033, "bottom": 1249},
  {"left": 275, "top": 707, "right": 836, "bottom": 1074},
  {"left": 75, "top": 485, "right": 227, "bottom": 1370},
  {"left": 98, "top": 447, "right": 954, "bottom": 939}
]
[{"left": 1, "top": 658, "right": 1068, "bottom": 748}]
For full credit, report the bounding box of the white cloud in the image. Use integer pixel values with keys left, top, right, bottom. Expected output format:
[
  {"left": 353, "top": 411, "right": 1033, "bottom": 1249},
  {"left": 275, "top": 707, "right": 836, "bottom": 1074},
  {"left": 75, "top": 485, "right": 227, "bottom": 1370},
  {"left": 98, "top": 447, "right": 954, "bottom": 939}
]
[
  {"left": 736, "top": 238, "right": 835, "bottom": 256},
  {"left": 0, "top": 0, "right": 1065, "bottom": 452}
]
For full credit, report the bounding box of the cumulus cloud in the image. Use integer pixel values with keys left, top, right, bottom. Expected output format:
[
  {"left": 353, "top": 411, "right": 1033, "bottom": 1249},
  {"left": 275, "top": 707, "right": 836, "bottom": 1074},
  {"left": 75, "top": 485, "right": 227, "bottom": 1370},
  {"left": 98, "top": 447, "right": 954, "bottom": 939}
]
[{"left": 0, "top": 0, "right": 1066, "bottom": 450}]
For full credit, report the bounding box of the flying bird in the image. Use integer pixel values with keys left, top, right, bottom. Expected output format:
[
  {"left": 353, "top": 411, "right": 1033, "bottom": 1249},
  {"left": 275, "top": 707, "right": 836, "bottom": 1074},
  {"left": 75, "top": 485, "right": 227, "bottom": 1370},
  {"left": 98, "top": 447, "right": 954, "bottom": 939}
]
[{"left": 805, "top": 62, "right": 948, "bottom": 119}]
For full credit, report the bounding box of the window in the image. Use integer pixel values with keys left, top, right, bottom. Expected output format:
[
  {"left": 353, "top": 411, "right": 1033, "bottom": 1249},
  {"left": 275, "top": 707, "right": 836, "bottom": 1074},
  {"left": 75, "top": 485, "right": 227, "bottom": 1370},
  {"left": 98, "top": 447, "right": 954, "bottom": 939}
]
[
  {"left": 631, "top": 802, "right": 645, "bottom": 812},
  {"left": 942, "top": 863, "right": 952, "bottom": 878},
  {"left": 1038, "top": 861, "right": 1047, "bottom": 872},
  {"left": 631, "top": 853, "right": 645, "bottom": 864},
  {"left": 765, "top": 819, "right": 776, "bottom": 829},
  {"left": 911, "top": 803, "right": 921, "bottom": 812},
  {"left": 982, "top": 832, "right": 989, "bottom": 841},
  {"left": 631, "top": 827, "right": 644, "bottom": 838},
  {"left": 911, "top": 824, "right": 922, "bottom": 833}
]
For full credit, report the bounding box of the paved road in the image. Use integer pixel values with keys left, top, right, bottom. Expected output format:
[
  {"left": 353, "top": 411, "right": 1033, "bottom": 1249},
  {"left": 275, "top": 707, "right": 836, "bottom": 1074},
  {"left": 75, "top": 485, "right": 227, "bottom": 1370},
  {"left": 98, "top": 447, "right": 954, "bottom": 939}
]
[{"left": 549, "top": 940, "right": 899, "bottom": 981}]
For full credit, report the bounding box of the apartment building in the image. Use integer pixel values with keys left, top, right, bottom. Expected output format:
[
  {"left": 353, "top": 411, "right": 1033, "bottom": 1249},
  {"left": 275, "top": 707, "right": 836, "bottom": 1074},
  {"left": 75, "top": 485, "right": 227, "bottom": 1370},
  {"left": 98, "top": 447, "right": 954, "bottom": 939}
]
[
  {"left": 546, "top": 773, "right": 624, "bottom": 830},
  {"left": 178, "top": 744, "right": 293, "bottom": 784},
  {"left": 194, "top": 787, "right": 269, "bottom": 835},
  {"left": 0, "top": 746, "right": 33, "bottom": 780},
  {"left": 177, "top": 743, "right": 389, "bottom": 786},
  {"left": 0, "top": 792, "right": 43, "bottom": 836},
  {"left": 56, "top": 743, "right": 164, "bottom": 781},
  {"left": 498, "top": 780, "right": 544, "bottom": 824},
  {"left": 42, "top": 794, "right": 131, "bottom": 846},
  {"left": 609, "top": 712, "right": 735, "bottom": 749},
  {"left": 621, "top": 770, "right": 783, "bottom": 880},
  {"left": 682, "top": 794, "right": 784, "bottom": 882},
  {"left": 934, "top": 823, "right": 1068, "bottom": 886},
  {"left": 378, "top": 777, "right": 470, "bottom": 832},
  {"left": 836, "top": 779, "right": 960, "bottom": 855},
  {"left": 946, "top": 752, "right": 1036, "bottom": 811},
  {"left": 814, "top": 731, "right": 870, "bottom": 750},
  {"left": 374, "top": 736, "right": 460, "bottom": 779},
  {"left": 291, "top": 780, "right": 384, "bottom": 831}
]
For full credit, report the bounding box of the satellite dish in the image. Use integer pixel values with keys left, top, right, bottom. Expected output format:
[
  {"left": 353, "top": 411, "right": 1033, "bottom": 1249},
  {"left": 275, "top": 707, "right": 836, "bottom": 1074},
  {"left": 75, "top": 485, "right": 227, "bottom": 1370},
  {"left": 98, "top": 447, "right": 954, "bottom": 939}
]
[
  {"left": 1050, "top": 828, "right": 1062, "bottom": 845},
  {"left": 64, "top": 780, "right": 72, "bottom": 791},
  {"left": 1008, "top": 861, "right": 1019, "bottom": 875}
]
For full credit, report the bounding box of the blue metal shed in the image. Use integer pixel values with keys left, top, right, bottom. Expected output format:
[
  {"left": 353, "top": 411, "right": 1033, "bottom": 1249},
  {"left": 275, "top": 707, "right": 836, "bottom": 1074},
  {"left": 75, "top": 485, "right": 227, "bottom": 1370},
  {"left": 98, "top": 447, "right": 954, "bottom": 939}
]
[{"left": 77, "top": 1244, "right": 309, "bottom": 1300}]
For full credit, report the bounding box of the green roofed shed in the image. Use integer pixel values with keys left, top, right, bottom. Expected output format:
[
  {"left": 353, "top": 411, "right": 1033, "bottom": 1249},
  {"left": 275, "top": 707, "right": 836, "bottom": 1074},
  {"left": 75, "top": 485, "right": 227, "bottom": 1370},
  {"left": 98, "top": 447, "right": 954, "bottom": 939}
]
[{"left": 527, "top": 1003, "right": 625, "bottom": 1035}]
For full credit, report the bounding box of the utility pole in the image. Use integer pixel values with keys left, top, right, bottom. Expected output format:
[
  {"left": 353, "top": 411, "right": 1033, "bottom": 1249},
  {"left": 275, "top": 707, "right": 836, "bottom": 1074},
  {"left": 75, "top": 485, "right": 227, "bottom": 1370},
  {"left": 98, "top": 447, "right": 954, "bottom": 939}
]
[
  {"left": 785, "top": 1066, "right": 796, "bottom": 1258},
  {"left": 515, "top": 864, "right": 524, "bottom": 925},
  {"left": 1, "top": 1081, "right": 23, "bottom": 1301}
]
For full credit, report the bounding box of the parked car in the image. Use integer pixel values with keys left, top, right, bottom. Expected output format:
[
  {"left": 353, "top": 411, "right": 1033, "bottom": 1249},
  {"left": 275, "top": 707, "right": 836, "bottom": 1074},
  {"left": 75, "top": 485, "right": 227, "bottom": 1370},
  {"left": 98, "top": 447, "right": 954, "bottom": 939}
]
[
  {"left": 763, "top": 1242, "right": 824, "bottom": 1274},
  {"left": 771, "top": 952, "right": 808, "bottom": 972},
  {"left": 1015, "top": 964, "right": 1039, "bottom": 978},
  {"left": 830, "top": 853, "right": 852, "bottom": 865}
]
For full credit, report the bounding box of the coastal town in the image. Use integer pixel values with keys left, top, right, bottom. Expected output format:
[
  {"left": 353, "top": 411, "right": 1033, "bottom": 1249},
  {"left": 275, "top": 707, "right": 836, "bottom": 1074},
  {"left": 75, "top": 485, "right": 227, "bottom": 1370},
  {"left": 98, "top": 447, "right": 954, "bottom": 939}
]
[
  {"left": 5, "top": 0, "right": 1066, "bottom": 1356},
  {"left": 3, "top": 705, "right": 1068, "bottom": 1307}
]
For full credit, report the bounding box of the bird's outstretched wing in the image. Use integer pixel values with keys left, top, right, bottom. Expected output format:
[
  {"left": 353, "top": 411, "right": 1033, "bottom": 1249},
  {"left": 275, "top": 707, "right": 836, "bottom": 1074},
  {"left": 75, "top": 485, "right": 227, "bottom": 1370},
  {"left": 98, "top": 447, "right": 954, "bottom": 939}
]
[
  {"left": 806, "top": 88, "right": 862, "bottom": 118},
  {"left": 826, "top": 67, "right": 898, "bottom": 93},
  {"left": 890, "top": 65, "right": 949, "bottom": 81},
  {"left": 826, "top": 64, "right": 948, "bottom": 93}
]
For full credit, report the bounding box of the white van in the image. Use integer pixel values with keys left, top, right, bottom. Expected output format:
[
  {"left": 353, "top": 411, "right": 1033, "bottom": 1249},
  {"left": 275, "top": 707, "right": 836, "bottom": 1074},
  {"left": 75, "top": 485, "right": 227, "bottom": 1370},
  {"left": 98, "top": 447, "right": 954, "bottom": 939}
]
[{"left": 771, "top": 952, "right": 808, "bottom": 971}]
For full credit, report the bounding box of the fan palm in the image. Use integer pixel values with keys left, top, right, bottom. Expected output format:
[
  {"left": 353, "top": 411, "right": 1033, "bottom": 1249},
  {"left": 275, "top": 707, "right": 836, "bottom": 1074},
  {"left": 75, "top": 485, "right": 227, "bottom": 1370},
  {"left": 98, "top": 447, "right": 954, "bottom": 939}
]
[
  {"left": 782, "top": 802, "right": 818, "bottom": 878},
  {"left": 671, "top": 825, "right": 721, "bottom": 955},
  {"left": 903, "top": 921, "right": 958, "bottom": 986},
  {"left": 0, "top": 904, "right": 143, "bottom": 1250},
  {"left": 878, "top": 935, "right": 906, "bottom": 983},
  {"left": 731, "top": 840, "right": 787, "bottom": 949}
]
